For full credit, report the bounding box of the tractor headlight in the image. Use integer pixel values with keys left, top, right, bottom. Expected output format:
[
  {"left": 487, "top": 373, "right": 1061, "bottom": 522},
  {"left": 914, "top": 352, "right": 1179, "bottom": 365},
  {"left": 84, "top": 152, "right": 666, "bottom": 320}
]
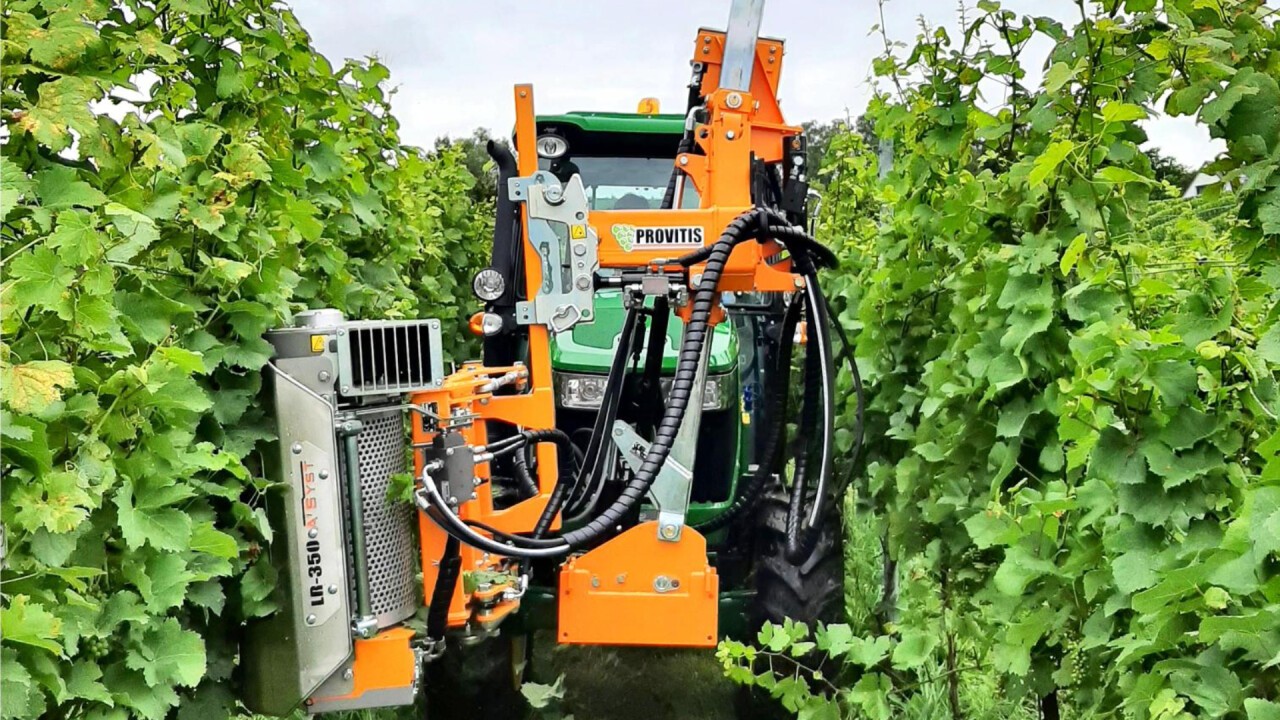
[
  {"left": 555, "top": 372, "right": 734, "bottom": 411},
  {"left": 472, "top": 268, "right": 506, "bottom": 302}
]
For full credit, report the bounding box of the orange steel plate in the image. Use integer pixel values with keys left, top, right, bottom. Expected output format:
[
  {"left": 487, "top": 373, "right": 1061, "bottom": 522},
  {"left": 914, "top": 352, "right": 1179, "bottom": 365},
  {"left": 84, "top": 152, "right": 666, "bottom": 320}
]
[{"left": 558, "top": 523, "right": 718, "bottom": 648}]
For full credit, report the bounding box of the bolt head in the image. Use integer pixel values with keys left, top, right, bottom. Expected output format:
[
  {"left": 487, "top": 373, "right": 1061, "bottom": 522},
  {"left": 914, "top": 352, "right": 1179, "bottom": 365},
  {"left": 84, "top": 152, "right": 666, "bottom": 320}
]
[
  {"left": 794, "top": 276, "right": 806, "bottom": 289},
  {"left": 318, "top": 469, "right": 329, "bottom": 480},
  {"left": 308, "top": 528, "right": 319, "bottom": 539},
  {"left": 726, "top": 92, "right": 743, "bottom": 109},
  {"left": 660, "top": 524, "right": 678, "bottom": 540},
  {"left": 679, "top": 155, "right": 689, "bottom": 166},
  {"left": 305, "top": 614, "right": 317, "bottom": 625},
  {"left": 291, "top": 443, "right": 303, "bottom": 454},
  {"left": 318, "top": 370, "right": 331, "bottom": 382},
  {"left": 343, "top": 668, "right": 354, "bottom": 681},
  {"left": 725, "top": 130, "right": 737, "bottom": 140},
  {"left": 328, "top": 584, "right": 338, "bottom": 594}
]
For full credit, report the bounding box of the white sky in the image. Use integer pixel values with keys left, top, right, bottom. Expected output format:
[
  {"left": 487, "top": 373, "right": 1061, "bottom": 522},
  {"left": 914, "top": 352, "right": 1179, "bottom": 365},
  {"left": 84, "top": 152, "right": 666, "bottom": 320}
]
[{"left": 288, "top": 0, "right": 1224, "bottom": 169}]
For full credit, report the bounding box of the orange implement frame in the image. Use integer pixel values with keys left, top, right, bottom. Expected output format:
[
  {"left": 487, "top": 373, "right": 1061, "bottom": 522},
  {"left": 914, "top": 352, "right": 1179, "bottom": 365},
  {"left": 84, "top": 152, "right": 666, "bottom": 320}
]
[
  {"left": 410, "top": 26, "right": 804, "bottom": 649},
  {"left": 559, "top": 523, "right": 719, "bottom": 647}
]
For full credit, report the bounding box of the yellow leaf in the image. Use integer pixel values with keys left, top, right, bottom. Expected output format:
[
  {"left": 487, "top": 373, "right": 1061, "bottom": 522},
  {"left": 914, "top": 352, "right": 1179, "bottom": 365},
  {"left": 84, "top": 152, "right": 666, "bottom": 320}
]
[{"left": 1, "top": 360, "right": 75, "bottom": 414}]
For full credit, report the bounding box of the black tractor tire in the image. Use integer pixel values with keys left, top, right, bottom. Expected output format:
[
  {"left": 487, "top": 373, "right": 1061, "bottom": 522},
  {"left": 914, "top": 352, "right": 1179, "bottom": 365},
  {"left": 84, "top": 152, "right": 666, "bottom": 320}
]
[
  {"left": 737, "top": 489, "right": 845, "bottom": 720},
  {"left": 424, "top": 631, "right": 529, "bottom": 720}
]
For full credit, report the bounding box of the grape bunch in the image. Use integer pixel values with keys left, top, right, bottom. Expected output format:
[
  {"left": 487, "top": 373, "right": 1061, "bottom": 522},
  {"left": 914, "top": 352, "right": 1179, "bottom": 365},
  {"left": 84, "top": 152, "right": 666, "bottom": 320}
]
[{"left": 81, "top": 635, "right": 111, "bottom": 660}]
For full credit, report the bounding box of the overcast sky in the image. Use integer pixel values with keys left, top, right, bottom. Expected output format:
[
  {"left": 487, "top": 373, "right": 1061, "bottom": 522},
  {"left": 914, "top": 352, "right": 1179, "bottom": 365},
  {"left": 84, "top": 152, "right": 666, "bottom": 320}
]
[{"left": 288, "top": 0, "right": 1223, "bottom": 169}]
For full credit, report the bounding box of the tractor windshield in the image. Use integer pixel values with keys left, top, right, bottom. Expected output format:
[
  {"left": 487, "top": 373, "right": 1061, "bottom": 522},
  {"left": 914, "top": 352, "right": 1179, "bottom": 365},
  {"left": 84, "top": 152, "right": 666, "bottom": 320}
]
[{"left": 540, "top": 155, "right": 700, "bottom": 210}]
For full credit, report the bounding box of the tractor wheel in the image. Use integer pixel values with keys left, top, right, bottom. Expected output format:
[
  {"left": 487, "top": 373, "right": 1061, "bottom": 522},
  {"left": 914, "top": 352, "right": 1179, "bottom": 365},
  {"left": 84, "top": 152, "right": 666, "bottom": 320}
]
[
  {"left": 737, "top": 489, "right": 845, "bottom": 720},
  {"left": 424, "top": 631, "right": 529, "bottom": 720}
]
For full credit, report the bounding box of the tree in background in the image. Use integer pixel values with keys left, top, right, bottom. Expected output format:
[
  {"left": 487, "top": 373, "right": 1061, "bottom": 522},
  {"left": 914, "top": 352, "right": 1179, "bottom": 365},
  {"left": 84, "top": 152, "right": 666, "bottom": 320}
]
[
  {"left": 433, "top": 128, "right": 499, "bottom": 204},
  {"left": 1145, "top": 146, "right": 1197, "bottom": 192}
]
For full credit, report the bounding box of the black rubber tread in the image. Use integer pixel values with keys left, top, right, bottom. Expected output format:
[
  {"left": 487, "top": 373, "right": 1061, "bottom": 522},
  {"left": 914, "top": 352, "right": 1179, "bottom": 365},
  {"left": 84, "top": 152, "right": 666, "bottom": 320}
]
[
  {"left": 424, "top": 631, "right": 527, "bottom": 720},
  {"left": 751, "top": 489, "right": 845, "bottom": 628},
  {"left": 738, "top": 486, "right": 845, "bottom": 720}
]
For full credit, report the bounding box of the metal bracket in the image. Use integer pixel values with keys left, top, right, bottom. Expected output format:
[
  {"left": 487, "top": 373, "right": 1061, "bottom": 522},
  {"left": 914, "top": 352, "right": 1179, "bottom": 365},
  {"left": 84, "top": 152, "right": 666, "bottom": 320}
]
[
  {"left": 508, "top": 171, "right": 598, "bottom": 334},
  {"left": 611, "top": 336, "right": 712, "bottom": 542}
]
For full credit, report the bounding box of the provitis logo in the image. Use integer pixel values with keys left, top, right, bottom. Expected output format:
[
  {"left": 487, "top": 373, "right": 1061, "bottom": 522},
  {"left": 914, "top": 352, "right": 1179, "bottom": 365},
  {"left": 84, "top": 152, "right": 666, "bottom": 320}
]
[{"left": 612, "top": 224, "right": 705, "bottom": 251}]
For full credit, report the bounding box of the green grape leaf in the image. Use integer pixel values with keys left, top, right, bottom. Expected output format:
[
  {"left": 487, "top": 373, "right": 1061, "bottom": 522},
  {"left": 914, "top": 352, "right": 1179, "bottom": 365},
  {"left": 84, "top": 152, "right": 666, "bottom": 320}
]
[{"left": 1, "top": 596, "right": 63, "bottom": 654}]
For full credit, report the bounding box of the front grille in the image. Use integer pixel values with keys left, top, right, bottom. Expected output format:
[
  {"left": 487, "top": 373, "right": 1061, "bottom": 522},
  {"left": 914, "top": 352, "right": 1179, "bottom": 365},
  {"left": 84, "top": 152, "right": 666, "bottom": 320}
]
[
  {"left": 337, "top": 320, "right": 443, "bottom": 397},
  {"left": 354, "top": 409, "right": 418, "bottom": 626}
]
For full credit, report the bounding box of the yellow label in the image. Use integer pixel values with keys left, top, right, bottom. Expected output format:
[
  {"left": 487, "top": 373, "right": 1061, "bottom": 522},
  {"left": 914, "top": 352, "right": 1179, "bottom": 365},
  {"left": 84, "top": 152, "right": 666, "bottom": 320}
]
[
  {"left": 310, "top": 335, "right": 325, "bottom": 353},
  {"left": 570, "top": 224, "right": 587, "bottom": 240}
]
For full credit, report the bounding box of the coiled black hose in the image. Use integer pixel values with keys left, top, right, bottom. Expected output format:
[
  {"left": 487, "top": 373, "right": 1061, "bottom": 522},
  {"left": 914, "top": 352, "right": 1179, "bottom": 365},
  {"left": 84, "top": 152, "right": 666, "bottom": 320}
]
[
  {"left": 559, "top": 210, "right": 768, "bottom": 547},
  {"left": 417, "top": 208, "right": 840, "bottom": 560}
]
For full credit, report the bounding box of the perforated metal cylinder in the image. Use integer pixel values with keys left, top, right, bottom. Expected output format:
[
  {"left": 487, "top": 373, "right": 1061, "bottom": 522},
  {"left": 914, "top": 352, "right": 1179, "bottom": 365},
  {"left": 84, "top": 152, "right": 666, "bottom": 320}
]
[{"left": 352, "top": 408, "right": 418, "bottom": 627}]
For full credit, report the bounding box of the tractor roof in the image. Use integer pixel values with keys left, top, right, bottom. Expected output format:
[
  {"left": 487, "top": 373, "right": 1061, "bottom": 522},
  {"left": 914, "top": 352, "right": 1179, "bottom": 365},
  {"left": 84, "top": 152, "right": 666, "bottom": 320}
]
[{"left": 536, "top": 111, "right": 686, "bottom": 135}]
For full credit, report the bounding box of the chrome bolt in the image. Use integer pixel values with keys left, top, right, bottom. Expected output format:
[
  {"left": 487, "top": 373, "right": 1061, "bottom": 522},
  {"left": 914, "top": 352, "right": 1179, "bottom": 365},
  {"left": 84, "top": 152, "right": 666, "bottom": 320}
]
[
  {"left": 318, "top": 469, "right": 329, "bottom": 480},
  {"left": 328, "top": 584, "right": 338, "bottom": 595},
  {"left": 543, "top": 184, "right": 564, "bottom": 204},
  {"left": 305, "top": 614, "right": 317, "bottom": 625},
  {"left": 473, "top": 477, "right": 483, "bottom": 486},
  {"left": 660, "top": 524, "right": 678, "bottom": 540},
  {"left": 318, "top": 370, "right": 331, "bottom": 382},
  {"left": 446, "top": 448, "right": 455, "bottom": 457},
  {"left": 679, "top": 155, "right": 689, "bottom": 166},
  {"left": 794, "top": 276, "right": 806, "bottom": 289},
  {"left": 726, "top": 92, "right": 743, "bottom": 109},
  {"left": 343, "top": 668, "right": 354, "bottom": 681},
  {"left": 308, "top": 528, "right": 318, "bottom": 539},
  {"left": 291, "top": 443, "right": 303, "bottom": 454},
  {"left": 576, "top": 276, "right": 591, "bottom": 290},
  {"left": 448, "top": 496, "right": 458, "bottom": 505},
  {"left": 341, "top": 385, "right": 351, "bottom": 394},
  {"left": 725, "top": 130, "right": 737, "bottom": 140}
]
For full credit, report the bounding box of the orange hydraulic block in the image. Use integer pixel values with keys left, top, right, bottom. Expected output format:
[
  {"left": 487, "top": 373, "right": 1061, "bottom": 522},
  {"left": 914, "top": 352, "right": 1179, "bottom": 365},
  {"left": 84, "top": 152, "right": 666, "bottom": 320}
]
[{"left": 557, "top": 523, "right": 718, "bottom": 648}]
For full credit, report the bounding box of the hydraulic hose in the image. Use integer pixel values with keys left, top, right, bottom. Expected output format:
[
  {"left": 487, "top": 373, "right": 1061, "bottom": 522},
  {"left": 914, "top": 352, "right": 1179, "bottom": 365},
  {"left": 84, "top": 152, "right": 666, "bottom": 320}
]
[
  {"left": 783, "top": 270, "right": 836, "bottom": 563},
  {"left": 693, "top": 293, "right": 803, "bottom": 534},
  {"left": 544, "top": 307, "right": 642, "bottom": 531},
  {"left": 425, "top": 536, "right": 461, "bottom": 642},
  {"left": 416, "top": 208, "right": 839, "bottom": 560},
  {"left": 559, "top": 210, "right": 770, "bottom": 547},
  {"left": 823, "top": 293, "right": 866, "bottom": 496}
]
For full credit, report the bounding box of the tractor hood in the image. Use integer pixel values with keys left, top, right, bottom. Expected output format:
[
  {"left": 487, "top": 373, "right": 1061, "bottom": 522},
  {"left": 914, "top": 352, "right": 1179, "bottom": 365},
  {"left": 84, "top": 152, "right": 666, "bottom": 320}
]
[{"left": 551, "top": 290, "right": 736, "bottom": 375}]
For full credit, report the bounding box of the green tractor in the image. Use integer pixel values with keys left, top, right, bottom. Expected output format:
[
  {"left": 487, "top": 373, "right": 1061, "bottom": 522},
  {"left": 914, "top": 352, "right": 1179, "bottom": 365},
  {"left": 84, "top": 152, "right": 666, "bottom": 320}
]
[{"left": 436, "top": 109, "right": 847, "bottom": 716}]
